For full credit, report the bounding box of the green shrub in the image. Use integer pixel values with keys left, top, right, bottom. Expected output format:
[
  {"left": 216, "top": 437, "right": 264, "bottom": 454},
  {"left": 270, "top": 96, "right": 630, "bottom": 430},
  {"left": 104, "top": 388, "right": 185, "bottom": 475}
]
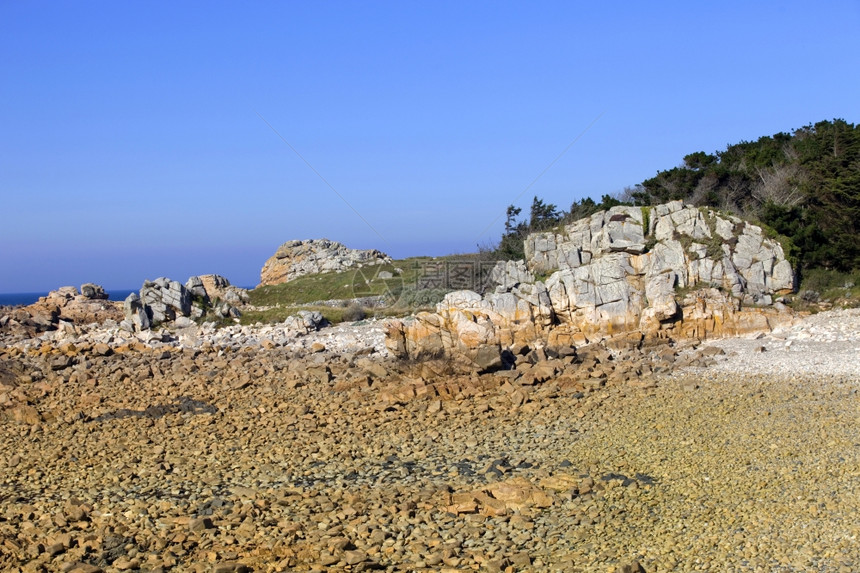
[
  {"left": 394, "top": 287, "right": 447, "bottom": 309},
  {"left": 800, "top": 268, "right": 860, "bottom": 297},
  {"left": 705, "top": 236, "right": 725, "bottom": 260},
  {"left": 641, "top": 206, "right": 652, "bottom": 236},
  {"left": 342, "top": 304, "right": 367, "bottom": 322}
]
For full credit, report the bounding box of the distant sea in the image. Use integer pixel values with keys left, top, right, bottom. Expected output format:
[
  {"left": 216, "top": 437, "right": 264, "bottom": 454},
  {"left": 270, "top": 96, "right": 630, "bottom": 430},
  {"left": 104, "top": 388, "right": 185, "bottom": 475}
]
[{"left": 0, "top": 289, "right": 136, "bottom": 308}]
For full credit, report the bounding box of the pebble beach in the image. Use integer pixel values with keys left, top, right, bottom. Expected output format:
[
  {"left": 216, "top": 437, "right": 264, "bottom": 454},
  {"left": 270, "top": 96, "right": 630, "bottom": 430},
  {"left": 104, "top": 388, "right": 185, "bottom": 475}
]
[{"left": 1, "top": 310, "right": 858, "bottom": 572}]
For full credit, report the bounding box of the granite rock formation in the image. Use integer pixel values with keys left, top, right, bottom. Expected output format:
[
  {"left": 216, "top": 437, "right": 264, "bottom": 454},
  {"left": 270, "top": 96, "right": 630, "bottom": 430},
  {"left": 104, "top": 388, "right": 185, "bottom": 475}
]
[
  {"left": 141, "top": 278, "right": 191, "bottom": 324},
  {"left": 186, "top": 274, "right": 249, "bottom": 307},
  {"left": 260, "top": 239, "right": 391, "bottom": 286},
  {"left": 123, "top": 276, "right": 249, "bottom": 331},
  {"left": 387, "top": 202, "right": 797, "bottom": 366},
  {"left": 80, "top": 283, "right": 108, "bottom": 300},
  {"left": 0, "top": 285, "right": 122, "bottom": 338}
]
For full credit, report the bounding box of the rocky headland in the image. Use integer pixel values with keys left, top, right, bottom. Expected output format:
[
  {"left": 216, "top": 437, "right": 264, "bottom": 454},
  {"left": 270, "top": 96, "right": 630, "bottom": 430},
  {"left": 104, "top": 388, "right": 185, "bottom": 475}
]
[
  {"left": 259, "top": 239, "right": 391, "bottom": 287},
  {"left": 0, "top": 286, "right": 123, "bottom": 339},
  {"left": 1, "top": 203, "right": 859, "bottom": 572}
]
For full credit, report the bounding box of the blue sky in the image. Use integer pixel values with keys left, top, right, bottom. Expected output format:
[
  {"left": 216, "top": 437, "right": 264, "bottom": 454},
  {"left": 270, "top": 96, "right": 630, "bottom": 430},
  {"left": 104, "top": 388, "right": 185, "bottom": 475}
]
[{"left": 2, "top": 1, "right": 858, "bottom": 292}]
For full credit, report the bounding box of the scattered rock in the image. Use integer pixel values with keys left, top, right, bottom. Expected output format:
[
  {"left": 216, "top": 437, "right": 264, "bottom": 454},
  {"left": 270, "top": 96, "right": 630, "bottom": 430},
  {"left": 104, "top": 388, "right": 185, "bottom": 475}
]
[
  {"left": 615, "top": 561, "right": 646, "bottom": 573},
  {"left": 284, "top": 310, "right": 326, "bottom": 335},
  {"left": 0, "top": 285, "right": 122, "bottom": 338},
  {"left": 0, "top": 308, "right": 859, "bottom": 572}
]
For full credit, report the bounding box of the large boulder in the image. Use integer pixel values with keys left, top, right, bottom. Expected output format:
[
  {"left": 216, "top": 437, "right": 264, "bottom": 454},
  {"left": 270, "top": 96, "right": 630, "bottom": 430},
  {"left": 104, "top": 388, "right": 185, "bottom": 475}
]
[
  {"left": 140, "top": 278, "right": 191, "bottom": 323},
  {"left": 80, "top": 283, "right": 108, "bottom": 300},
  {"left": 186, "top": 274, "right": 249, "bottom": 305},
  {"left": 123, "top": 292, "right": 151, "bottom": 331},
  {"left": 283, "top": 310, "right": 326, "bottom": 335},
  {"left": 260, "top": 239, "right": 391, "bottom": 286},
  {"left": 185, "top": 276, "right": 209, "bottom": 301}
]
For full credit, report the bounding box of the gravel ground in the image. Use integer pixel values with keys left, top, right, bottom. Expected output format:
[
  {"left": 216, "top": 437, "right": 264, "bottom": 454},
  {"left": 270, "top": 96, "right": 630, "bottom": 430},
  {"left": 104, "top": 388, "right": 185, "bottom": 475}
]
[
  {"left": 0, "top": 309, "right": 858, "bottom": 572},
  {"left": 687, "top": 308, "right": 860, "bottom": 378}
]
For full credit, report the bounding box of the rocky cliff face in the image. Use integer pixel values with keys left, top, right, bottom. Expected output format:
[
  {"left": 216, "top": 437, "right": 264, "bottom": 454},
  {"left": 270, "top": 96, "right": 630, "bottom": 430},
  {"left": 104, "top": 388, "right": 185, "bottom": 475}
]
[
  {"left": 527, "top": 200, "right": 794, "bottom": 301},
  {"left": 386, "top": 201, "right": 797, "bottom": 367},
  {"left": 260, "top": 239, "right": 391, "bottom": 287}
]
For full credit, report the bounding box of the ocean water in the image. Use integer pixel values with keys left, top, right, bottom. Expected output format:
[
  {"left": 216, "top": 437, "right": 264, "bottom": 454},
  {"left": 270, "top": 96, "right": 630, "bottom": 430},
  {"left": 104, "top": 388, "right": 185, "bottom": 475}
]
[{"left": 0, "top": 289, "right": 136, "bottom": 307}]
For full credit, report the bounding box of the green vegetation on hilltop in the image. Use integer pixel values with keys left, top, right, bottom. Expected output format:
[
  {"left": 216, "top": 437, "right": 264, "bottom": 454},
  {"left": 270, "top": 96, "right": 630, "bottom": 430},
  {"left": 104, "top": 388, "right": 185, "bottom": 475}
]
[
  {"left": 246, "top": 119, "right": 860, "bottom": 320},
  {"left": 239, "top": 303, "right": 389, "bottom": 327},
  {"left": 244, "top": 256, "right": 489, "bottom": 325},
  {"left": 494, "top": 120, "right": 858, "bottom": 272},
  {"left": 487, "top": 119, "right": 858, "bottom": 305},
  {"left": 631, "top": 119, "right": 860, "bottom": 274},
  {"left": 493, "top": 195, "right": 625, "bottom": 260}
]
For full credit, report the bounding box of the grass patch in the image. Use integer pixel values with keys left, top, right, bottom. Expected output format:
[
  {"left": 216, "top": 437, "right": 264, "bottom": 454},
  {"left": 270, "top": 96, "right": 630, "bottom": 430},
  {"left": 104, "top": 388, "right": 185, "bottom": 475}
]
[
  {"left": 238, "top": 302, "right": 439, "bottom": 327},
  {"left": 673, "top": 283, "right": 695, "bottom": 299},
  {"left": 674, "top": 283, "right": 725, "bottom": 299},
  {"left": 704, "top": 235, "right": 725, "bottom": 260},
  {"left": 787, "top": 268, "right": 860, "bottom": 312},
  {"left": 239, "top": 305, "right": 354, "bottom": 326},
  {"left": 702, "top": 208, "right": 718, "bottom": 236},
  {"left": 250, "top": 275, "right": 356, "bottom": 307},
  {"left": 641, "top": 206, "right": 652, "bottom": 236},
  {"left": 249, "top": 259, "right": 411, "bottom": 307},
  {"left": 242, "top": 254, "right": 491, "bottom": 325},
  {"left": 672, "top": 231, "right": 701, "bottom": 260}
]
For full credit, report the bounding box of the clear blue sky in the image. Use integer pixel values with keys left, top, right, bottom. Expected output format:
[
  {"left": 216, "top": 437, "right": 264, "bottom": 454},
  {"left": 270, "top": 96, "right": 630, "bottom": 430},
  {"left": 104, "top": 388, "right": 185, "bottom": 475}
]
[{"left": 2, "top": 1, "right": 858, "bottom": 292}]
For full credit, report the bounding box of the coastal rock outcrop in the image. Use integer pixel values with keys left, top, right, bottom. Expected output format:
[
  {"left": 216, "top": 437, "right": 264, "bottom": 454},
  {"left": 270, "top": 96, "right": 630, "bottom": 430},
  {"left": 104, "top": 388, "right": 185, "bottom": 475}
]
[
  {"left": 186, "top": 274, "right": 250, "bottom": 306},
  {"left": 260, "top": 239, "right": 391, "bottom": 286},
  {"left": 526, "top": 201, "right": 794, "bottom": 302},
  {"left": 140, "top": 278, "right": 192, "bottom": 323},
  {"left": 123, "top": 276, "right": 249, "bottom": 331},
  {"left": 0, "top": 285, "right": 122, "bottom": 338},
  {"left": 387, "top": 202, "right": 797, "bottom": 364}
]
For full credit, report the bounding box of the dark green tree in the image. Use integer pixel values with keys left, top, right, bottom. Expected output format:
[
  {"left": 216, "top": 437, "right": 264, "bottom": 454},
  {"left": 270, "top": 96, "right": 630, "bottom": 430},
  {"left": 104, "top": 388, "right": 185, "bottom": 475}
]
[
  {"left": 683, "top": 151, "right": 718, "bottom": 170},
  {"left": 529, "top": 196, "right": 560, "bottom": 231},
  {"left": 504, "top": 205, "right": 522, "bottom": 234},
  {"left": 494, "top": 204, "right": 528, "bottom": 260},
  {"left": 630, "top": 118, "right": 860, "bottom": 272}
]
